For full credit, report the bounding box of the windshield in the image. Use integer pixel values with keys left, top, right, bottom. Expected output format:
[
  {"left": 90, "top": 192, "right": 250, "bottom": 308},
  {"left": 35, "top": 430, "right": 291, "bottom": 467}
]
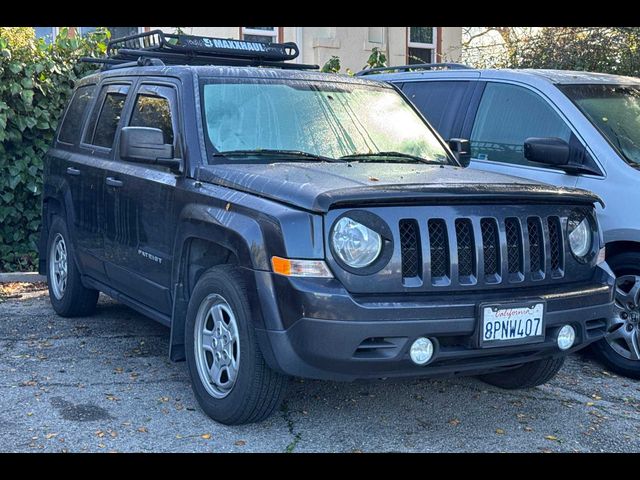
[
  {"left": 559, "top": 83, "right": 640, "bottom": 167},
  {"left": 200, "top": 78, "right": 451, "bottom": 164}
]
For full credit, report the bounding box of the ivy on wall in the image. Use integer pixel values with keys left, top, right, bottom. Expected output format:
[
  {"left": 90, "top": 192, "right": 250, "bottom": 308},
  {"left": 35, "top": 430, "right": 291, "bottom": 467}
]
[{"left": 0, "top": 27, "right": 108, "bottom": 271}]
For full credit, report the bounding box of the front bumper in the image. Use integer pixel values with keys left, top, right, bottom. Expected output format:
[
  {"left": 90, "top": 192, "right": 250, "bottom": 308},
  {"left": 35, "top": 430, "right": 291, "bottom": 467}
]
[{"left": 252, "top": 266, "right": 615, "bottom": 381}]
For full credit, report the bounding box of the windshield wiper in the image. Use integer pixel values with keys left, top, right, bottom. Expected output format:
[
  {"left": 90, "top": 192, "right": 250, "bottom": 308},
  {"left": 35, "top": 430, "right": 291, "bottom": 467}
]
[
  {"left": 339, "top": 151, "right": 444, "bottom": 164},
  {"left": 215, "top": 149, "right": 344, "bottom": 163}
]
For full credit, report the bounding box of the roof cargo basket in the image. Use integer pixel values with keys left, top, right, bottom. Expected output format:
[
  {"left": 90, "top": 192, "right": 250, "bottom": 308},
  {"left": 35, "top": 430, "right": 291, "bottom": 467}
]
[
  {"left": 80, "top": 29, "right": 319, "bottom": 71},
  {"left": 356, "top": 63, "right": 472, "bottom": 76}
]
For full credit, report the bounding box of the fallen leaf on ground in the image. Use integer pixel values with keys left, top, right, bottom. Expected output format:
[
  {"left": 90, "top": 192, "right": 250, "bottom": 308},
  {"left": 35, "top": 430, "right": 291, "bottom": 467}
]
[
  {"left": 586, "top": 402, "right": 595, "bottom": 407},
  {"left": 495, "top": 428, "right": 505, "bottom": 435},
  {"left": 545, "top": 435, "right": 559, "bottom": 441},
  {"left": 95, "top": 430, "right": 105, "bottom": 438},
  {"left": 45, "top": 433, "right": 58, "bottom": 439},
  {"left": 448, "top": 418, "right": 461, "bottom": 426},
  {"left": 201, "top": 433, "right": 212, "bottom": 440},
  {"left": 234, "top": 440, "right": 246, "bottom": 446},
  {"left": 137, "top": 427, "right": 148, "bottom": 433},
  {"left": 368, "top": 176, "right": 380, "bottom": 182}
]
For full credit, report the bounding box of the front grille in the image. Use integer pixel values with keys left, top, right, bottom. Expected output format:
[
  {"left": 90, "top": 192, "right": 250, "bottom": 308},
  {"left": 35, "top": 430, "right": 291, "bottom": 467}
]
[
  {"left": 481, "top": 218, "right": 500, "bottom": 277},
  {"left": 527, "top": 217, "right": 544, "bottom": 274},
  {"left": 455, "top": 219, "right": 475, "bottom": 278},
  {"left": 548, "top": 216, "right": 563, "bottom": 272},
  {"left": 505, "top": 218, "right": 523, "bottom": 275},
  {"left": 428, "top": 219, "right": 449, "bottom": 279},
  {"left": 397, "top": 213, "right": 566, "bottom": 289},
  {"left": 399, "top": 219, "right": 420, "bottom": 278}
]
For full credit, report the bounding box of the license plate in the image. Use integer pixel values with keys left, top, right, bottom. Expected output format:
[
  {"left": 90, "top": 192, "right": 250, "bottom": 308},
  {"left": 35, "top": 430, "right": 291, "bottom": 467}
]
[{"left": 479, "top": 302, "right": 545, "bottom": 347}]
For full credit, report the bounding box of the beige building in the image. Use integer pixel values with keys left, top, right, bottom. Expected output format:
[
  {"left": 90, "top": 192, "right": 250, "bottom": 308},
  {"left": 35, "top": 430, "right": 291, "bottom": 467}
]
[
  {"left": 34, "top": 27, "right": 462, "bottom": 72},
  {"left": 153, "top": 27, "right": 463, "bottom": 71}
]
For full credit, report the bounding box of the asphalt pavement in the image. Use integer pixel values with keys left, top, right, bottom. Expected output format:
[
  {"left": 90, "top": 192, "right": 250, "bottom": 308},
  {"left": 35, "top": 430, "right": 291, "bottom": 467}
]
[{"left": 0, "top": 285, "right": 639, "bottom": 452}]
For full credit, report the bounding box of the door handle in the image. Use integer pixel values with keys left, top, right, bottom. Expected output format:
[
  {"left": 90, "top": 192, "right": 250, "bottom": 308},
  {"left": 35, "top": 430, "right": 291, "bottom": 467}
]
[
  {"left": 105, "top": 177, "right": 123, "bottom": 188},
  {"left": 66, "top": 167, "right": 81, "bottom": 176}
]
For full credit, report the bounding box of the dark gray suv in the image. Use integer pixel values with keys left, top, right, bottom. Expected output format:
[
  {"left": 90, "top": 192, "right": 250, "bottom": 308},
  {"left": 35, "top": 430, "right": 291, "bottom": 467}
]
[{"left": 39, "top": 31, "right": 615, "bottom": 425}]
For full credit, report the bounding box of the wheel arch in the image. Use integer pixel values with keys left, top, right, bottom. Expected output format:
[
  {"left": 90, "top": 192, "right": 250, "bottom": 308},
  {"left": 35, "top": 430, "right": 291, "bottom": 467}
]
[{"left": 168, "top": 208, "right": 271, "bottom": 361}]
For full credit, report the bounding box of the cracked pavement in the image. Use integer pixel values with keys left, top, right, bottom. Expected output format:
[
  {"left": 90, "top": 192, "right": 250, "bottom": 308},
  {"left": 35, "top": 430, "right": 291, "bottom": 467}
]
[{"left": 1, "top": 287, "right": 639, "bottom": 452}]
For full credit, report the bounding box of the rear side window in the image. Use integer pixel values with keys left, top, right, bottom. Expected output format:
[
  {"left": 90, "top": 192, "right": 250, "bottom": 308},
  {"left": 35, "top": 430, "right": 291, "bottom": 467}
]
[
  {"left": 129, "top": 94, "right": 174, "bottom": 144},
  {"left": 470, "top": 82, "right": 572, "bottom": 165},
  {"left": 400, "top": 81, "right": 470, "bottom": 140},
  {"left": 58, "top": 85, "right": 96, "bottom": 145},
  {"left": 83, "top": 84, "right": 130, "bottom": 149}
]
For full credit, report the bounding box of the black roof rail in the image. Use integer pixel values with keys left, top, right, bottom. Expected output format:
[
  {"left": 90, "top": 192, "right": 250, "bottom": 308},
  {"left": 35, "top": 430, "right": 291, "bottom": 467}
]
[
  {"left": 355, "top": 63, "right": 472, "bottom": 76},
  {"left": 80, "top": 29, "right": 319, "bottom": 71}
]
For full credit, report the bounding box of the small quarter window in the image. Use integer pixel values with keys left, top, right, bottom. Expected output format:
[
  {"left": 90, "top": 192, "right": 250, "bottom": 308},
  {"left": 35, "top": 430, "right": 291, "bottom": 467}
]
[{"left": 58, "top": 85, "right": 96, "bottom": 145}]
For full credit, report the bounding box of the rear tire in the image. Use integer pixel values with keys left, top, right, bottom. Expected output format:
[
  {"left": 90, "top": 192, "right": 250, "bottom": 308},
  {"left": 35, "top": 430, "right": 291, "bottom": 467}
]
[
  {"left": 478, "top": 357, "right": 565, "bottom": 389},
  {"left": 46, "top": 216, "right": 99, "bottom": 317},
  {"left": 589, "top": 251, "right": 640, "bottom": 379},
  {"left": 185, "top": 265, "right": 288, "bottom": 425}
]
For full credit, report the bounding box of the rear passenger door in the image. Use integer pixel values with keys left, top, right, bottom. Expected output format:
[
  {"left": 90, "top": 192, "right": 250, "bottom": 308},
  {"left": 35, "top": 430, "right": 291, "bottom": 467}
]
[
  {"left": 102, "top": 82, "right": 180, "bottom": 315},
  {"left": 74, "top": 82, "right": 131, "bottom": 279},
  {"left": 467, "top": 82, "right": 579, "bottom": 188}
]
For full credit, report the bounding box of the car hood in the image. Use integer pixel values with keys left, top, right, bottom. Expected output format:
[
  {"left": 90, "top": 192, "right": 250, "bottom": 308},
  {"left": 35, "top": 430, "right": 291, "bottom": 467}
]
[{"left": 197, "top": 162, "right": 601, "bottom": 213}]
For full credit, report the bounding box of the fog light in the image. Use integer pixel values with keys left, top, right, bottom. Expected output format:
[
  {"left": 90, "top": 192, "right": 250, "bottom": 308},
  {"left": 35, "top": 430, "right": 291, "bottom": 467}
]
[
  {"left": 557, "top": 325, "right": 576, "bottom": 350},
  {"left": 410, "top": 337, "right": 434, "bottom": 365}
]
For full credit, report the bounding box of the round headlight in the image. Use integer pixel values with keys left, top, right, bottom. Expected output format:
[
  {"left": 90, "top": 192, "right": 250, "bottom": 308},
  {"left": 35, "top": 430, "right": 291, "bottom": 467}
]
[
  {"left": 331, "top": 217, "right": 382, "bottom": 268},
  {"left": 568, "top": 215, "right": 592, "bottom": 258}
]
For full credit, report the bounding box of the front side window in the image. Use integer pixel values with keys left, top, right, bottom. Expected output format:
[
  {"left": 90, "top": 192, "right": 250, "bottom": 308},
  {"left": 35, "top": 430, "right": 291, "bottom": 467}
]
[
  {"left": 200, "top": 78, "right": 451, "bottom": 165},
  {"left": 129, "top": 94, "right": 174, "bottom": 145},
  {"left": 559, "top": 83, "right": 640, "bottom": 167},
  {"left": 470, "top": 82, "right": 572, "bottom": 166},
  {"left": 408, "top": 27, "right": 436, "bottom": 64},
  {"left": 58, "top": 85, "right": 96, "bottom": 145}
]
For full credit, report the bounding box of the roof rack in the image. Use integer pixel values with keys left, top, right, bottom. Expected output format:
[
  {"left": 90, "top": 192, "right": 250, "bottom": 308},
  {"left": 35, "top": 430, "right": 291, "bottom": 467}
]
[
  {"left": 355, "top": 63, "right": 472, "bottom": 76},
  {"left": 80, "top": 29, "right": 319, "bottom": 71}
]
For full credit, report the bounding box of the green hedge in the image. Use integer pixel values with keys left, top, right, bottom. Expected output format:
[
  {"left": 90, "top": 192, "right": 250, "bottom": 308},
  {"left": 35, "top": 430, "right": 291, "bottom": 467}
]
[{"left": 0, "top": 27, "right": 108, "bottom": 271}]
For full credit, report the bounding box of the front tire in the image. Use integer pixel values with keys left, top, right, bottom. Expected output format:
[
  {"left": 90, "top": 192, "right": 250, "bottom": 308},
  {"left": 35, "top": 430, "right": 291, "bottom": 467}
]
[
  {"left": 478, "top": 357, "right": 565, "bottom": 389},
  {"left": 590, "top": 251, "right": 640, "bottom": 379},
  {"left": 46, "top": 216, "right": 99, "bottom": 317},
  {"left": 185, "top": 265, "right": 288, "bottom": 425}
]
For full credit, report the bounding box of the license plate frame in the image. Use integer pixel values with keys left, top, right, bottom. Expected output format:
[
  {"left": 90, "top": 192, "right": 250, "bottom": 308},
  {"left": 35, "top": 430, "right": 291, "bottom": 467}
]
[{"left": 477, "top": 300, "right": 546, "bottom": 348}]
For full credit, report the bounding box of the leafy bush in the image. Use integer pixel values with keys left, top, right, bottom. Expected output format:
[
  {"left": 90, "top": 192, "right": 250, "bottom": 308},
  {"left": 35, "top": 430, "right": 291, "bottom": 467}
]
[{"left": 0, "top": 27, "right": 108, "bottom": 271}]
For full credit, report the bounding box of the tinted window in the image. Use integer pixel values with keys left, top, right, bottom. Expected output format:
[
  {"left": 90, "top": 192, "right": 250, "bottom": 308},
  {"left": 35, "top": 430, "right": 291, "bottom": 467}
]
[
  {"left": 129, "top": 94, "right": 174, "bottom": 144},
  {"left": 58, "top": 85, "right": 96, "bottom": 145},
  {"left": 90, "top": 92, "right": 127, "bottom": 148},
  {"left": 401, "top": 81, "right": 470, "bottom": 140},
  {"left": 470, "top": 82, "right": 571, "bottom": 166}
]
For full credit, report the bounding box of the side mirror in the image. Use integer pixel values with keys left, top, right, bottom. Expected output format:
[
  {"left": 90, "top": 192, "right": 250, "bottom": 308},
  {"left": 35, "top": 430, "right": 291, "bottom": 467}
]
[
  {"left": 120, "top": 126, "right": 181, "bottom": 171},
  {"left": 524, "top": 137, "right": 570, "bottom": 166},
  {"left": 448, "top": 138, "right": 471, "bottom": 167}
]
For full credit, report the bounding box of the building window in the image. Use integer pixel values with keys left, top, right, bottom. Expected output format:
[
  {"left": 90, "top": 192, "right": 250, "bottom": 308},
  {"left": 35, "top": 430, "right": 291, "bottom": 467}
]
[
  {"left": 241, "top": 27, "right": 278, "bottom": 44},
  {"left": 408, "top": 27, "right": 437, "bottom": 64},
  {"left": 368, "top": 27, "right": 385, "bottom": 44},
  {"left": 78, "top": 27, "right": 140, "bottom": 39},
  {"left": 34, "top": 27, "right": 58, "bottom": 44}
]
